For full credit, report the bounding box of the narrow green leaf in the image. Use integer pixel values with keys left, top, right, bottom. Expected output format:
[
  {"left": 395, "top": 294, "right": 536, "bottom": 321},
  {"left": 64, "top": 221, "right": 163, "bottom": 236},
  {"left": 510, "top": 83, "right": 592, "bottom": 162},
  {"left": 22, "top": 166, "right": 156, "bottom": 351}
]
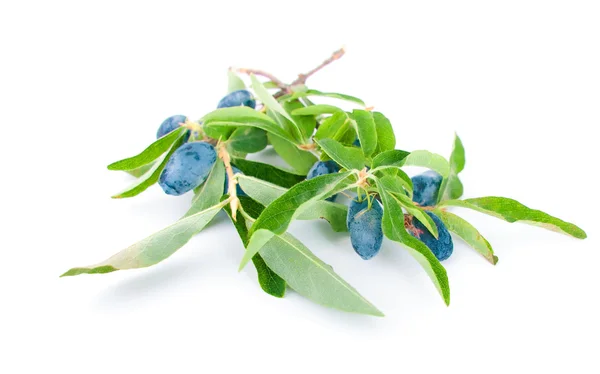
[
  {"left": 202, "top": 106, "right": 297, "bottom": 144},
  {"left": 237, "top": 175, "right": 348, "bottom": 232},
  {"left": 107, "top": 128, "right": 186, "bottom": 171},
  {"left": 267, "top": 133, "right": 317, "bottom": 175},
  {"left": 372, "top": 112, "right": 396, "bottom": 154},
  {"left": 184, "top": 160, "right": 226, "bottom": 217},
  {"left": 439, "top": 197, "right": 587, "bottom": 239},
  {"left": 232, "top": 158, "right": 305, "bottom": 188},
  {"left": 249, "top": 171, "right": 354, "bottom": 236},
  {"left": 440, "top": 133, "right": 466, "bottom": 202},
  {"left": 374, "top": 177, "right": 451, "bottom": 305},
  {"left": 292, "top": 104, "right": 343, "bottom": 116},
  {"left": 125, "top": 162, "right": 155, "bottom": 178},
  {"left": 286, "top": 89, "right": 365, "bottom": 106},
  {"left": 315, "top": 138, "right": 366, "bottom": 171},
  {"left": 225, "top": 197, "right": 286, "bottom": 297},
  {"left": 283, "top": 100, "right": 317, "bottom": 140},
  {"left": 349, "top": 110, "right": 377, "bottom": 157},
  {"left": 401, "top": 150, "right": 450, "bottom": 178},
  {"left": 258, "top": 232, "right": 384, "bottom": 316},
  {"left": 111, "top": 132, "right": 187, "bottom": 199},
  {"left": 433, "top": 209, "right": 498, "bottom": 265},
  {"left": 61, "top": 200, "right": 227, "bottom": 276},
  {"left": 227, "top": 70, "right": 246, "bottom": 93},
  {"left": 228, "top": 127, "right": 268, "bottom": 154},
  {"left": 372, "top": 150, "right": 411, "bottom": 169},
  {"left": 250, "top": 74, "right": 303, "bottom": 142},
  {"left": 314, "top": 111, "right": 350, "bottom": 141}
]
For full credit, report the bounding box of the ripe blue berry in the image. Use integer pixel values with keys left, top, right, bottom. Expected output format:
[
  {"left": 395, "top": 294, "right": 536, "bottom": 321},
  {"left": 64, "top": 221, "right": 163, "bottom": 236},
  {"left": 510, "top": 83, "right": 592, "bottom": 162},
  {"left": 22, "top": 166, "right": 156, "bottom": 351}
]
[
  {"left": 411, "top": 171, "right": 443, "bottom": 206},
  {"left": 307, "top": 160, "right": 340, "bottom": 201},
  {"left": 224, "top": 166, "right": 246, "bottom": 196},
  {"left": 159, "top": 142, "right": 217, "bottom": 196},
  {"left": 156, "top": 115, "right": 190, "bottom": 142},
  {"left": 407, "top": 211, "right": 453, "bottom": 261},
  {"left": 347, "top": 199, "right": 384, "bottom": 260},
  {"left": 217, "top": 90, "right": 256, "bottom": 109}
]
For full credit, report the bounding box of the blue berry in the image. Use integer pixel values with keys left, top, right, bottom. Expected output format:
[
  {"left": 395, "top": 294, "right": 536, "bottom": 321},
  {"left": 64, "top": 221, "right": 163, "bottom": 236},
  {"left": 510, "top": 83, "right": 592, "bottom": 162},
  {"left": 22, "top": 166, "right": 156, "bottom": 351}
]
[
  {"left": 224, "top": 166, "right": 246, "bottom": 196},
  {"left": 347, "top": 199, "right": 384, "bottom": 260},
  {"left": 156, "top": 115, "right": 190, "bottom": 142},
  {"left": 159, "top": 142, "right": 217, "bottom": 196},
  {"left": 307, "top": 160, "right": 340, "bottom": 202},
  {"left": 407, "top": 211, "right": 453, "bottom": 261},
  {"left": 352, "top": 138, "right": 361, "bottom": 147},
  {"left": 411, "top": 171, "right": 443, "bottom": 206},
  {"left": 217, "top": 90, "right": 256, "bottom": 109}
]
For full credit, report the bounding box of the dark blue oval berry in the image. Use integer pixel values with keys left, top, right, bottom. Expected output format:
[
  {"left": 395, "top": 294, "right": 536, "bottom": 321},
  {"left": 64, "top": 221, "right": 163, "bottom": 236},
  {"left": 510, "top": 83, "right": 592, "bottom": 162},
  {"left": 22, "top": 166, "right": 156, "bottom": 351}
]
[
  {"left": 156, "top": 115, "right": 190, "bottom": 142},
  {"left": 224, "top": 166, "right": 246, "bottom": 196},
  {"left": 411, "top": 171, "right": 443, "bottom": 206},
  {"left": 217, "top": 90, "right": 256, "bottom": 109},
  {"left": 407, "top": 211, "right": 453, "bottom": 261},
  {"left": 347, "top": 199, "right": 384, "bottom": 260},
  {"left": 307, "top": 160, "right": 340, "bottom": 202},
  {"left": 159, "top": 142, "right": 217, "bottom": 196}
]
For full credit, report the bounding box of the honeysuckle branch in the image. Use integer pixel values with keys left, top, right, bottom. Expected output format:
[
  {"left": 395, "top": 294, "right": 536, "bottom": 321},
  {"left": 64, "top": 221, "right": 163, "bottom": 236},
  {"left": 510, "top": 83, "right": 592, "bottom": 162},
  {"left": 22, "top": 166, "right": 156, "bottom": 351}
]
[
  {"left": 234, "top": 68, "right": 289, "bottom": 91},
  {"left": 217, "top": 144, "right": 239, "bottom": 220}
]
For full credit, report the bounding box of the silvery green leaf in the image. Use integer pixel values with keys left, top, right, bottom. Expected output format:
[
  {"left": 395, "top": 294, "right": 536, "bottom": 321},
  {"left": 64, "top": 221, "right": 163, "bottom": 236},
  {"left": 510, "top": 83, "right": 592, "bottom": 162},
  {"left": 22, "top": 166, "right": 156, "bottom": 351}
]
[
  {"left": 291, "top": 104, "right": 343, "bottom": 116},
  {"left": 227, "top": 70, "right": 246, "bottom": 93},
  {"left": 107, "top": 127, "right": 186, "bottom": 171},
  {"left": 401, "top": 150, "right": 450, "bottom": 178},
  {"left": 373, "top": 112, "right": 396, "bottom": 154},
  {"left": 232, "top": 158, "right": 305, "bottom": 188},
  {"left": 286, "top": 89, "right": 365, "bottom": 106},
  {"left": 61, "top": 200, "right": 228, "bottom": 276},
  {"left": 433, "top": 209, "right": 498, "bottom": 265},
  {"left": 314, "top": 111, "right": 350, "bottom": 141},
  {"left": 439, "top": 197, "right": 587, "bottom": 239},
  {"left": 439, "top": 133, "right": 466, "bottom": 202},
  {"left": 227, "top": 127, "right": 268, "bottom": 154},
  {"left": 371, "top": 150, "right": 411, "bottom": 169}
]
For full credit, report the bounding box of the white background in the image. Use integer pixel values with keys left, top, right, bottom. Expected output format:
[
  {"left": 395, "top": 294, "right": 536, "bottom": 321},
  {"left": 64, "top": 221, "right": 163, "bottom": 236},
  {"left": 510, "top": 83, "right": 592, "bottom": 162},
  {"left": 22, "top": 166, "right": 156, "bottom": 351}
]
[{"left": 1, "top": 1, "right": 599, "bottom": 373}]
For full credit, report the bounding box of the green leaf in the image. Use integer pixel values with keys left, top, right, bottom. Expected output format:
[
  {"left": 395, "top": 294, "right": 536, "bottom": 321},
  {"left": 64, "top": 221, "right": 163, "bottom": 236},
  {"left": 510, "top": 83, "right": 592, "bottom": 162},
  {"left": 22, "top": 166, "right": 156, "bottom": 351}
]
[
  {"left": 184, "top": 159, "right": 226, "bottom": 218},
  {"left": 433, "top": 209, "right": 497, "bottom": 265},
  {"left": 125, "top": 162, "right": 155, "bottom": 178},
  {"left": 315, "top": 138, "right": 366, "bottom": 171},
  {"left": 225, "top": 197, "right": 286, "bottom": 297},
  {"left": 439, "top": 197, "right": 587, "bottom": 239},
  {"left": 401, "top": 150, "right": 450, "bottom": 178},
  {"left": 349, "top": 110, "right": 377, "bottom": 157},
  {"left": 202, "top": 106, "right": 297, "bottom": 144},
  {"left": 440, "top": 133, "right": 466, "bottom": 202},
  {"left": 237, "top": 175, "right": 348, "bottom": 232},
  {"left": 257, "top": 231, "right": 384, "bottom": 316},
  {"left": 227, "top": 70, "right": 246, "bottom": 93},
  {"left": 232, "top": 158, "right": 305, "bottom": 188},
  {"left": 379, "top": 176, "right": 437, "bottom": 238},
  {"left": 291, "top": 104, "right": 343, "bottom": 116},
  {"left": 250, "top": 74, "right": 303, "bottom": 142},
  {"left": 227, "top": 127, "right": 268, "bottom": 154},
  {"left": 374, "top": 177, "right": 451, "bottom": 305},
  {"left": 314, "top": 111, "right": 350, "bottom": 141},
  {"left": 372, "top": 112, "right": 396, "bottom": 154},
  {"left": 267, "top": 133, "right": 317, "bottom": 175},
  {"left": 249, "top": 171, "right": 354, "bottom": 237},
  {"left": 282, "top": 100, "right": 317, "bottom": 141},
  {"left": 111, "top": 132, "right": 187, "bottom": 199},
  {"left": 372, "top": 150, "right": 411, "bottom": 169},
  {"left": 107, "top": 128, "right": 186, "bottom": 171},
  {"left": 286, "top": 89, "right": 365, "bottom": 106},
  {"left": 61, "top": 200, "right": 228, "bottom": 276}
]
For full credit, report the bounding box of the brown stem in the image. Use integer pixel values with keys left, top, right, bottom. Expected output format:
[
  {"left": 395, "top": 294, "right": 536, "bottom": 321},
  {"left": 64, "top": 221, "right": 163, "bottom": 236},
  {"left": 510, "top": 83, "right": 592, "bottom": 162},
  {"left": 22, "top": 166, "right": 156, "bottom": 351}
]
[{"left": 290, "top": 47, "right": 346, "bottom": 86}]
